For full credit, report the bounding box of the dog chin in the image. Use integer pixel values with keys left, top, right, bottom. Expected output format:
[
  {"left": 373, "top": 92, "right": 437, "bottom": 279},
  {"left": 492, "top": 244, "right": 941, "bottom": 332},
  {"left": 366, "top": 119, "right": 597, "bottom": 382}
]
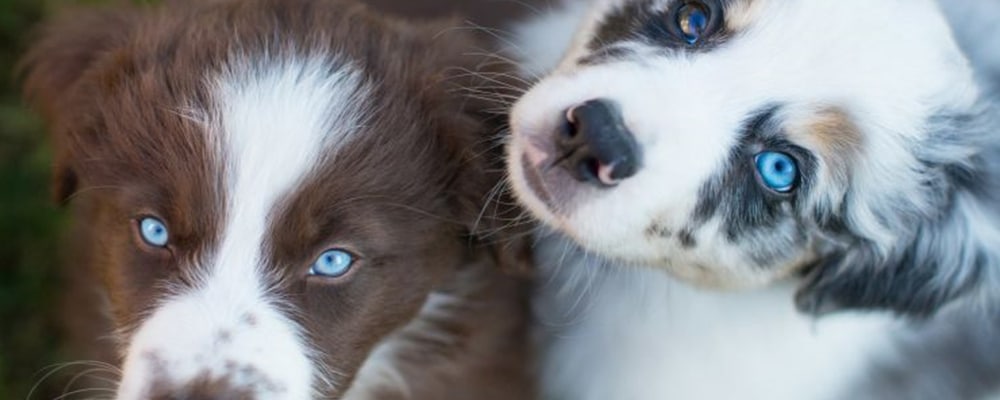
[
  {"left": 543, "top": 223, "right": 795, "bottom": 291},
  {"left": 517, "top": 193, "right": 806, "bottom": 291}
]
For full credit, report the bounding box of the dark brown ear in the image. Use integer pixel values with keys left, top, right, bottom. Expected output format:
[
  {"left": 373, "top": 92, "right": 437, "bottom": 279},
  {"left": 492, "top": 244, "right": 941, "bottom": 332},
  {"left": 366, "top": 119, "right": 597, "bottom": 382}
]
[
  {"left": 19, "top": 6, "right": 137, "bottom": 203},
  {"left": 20, "top": 6, "right": 137, "bottom": 119}
]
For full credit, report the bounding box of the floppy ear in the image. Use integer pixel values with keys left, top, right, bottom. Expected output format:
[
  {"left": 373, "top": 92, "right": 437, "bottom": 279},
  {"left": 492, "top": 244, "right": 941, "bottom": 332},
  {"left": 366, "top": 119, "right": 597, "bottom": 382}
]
[
  {"left": 21, "top": 6, "right": 137, "bottom": 119},
  {"left": 796, "top": 107, "right": 1000, "bottom": 317},
  {"left": 19, "top": 6, "right": 137, "bottom": 203}
]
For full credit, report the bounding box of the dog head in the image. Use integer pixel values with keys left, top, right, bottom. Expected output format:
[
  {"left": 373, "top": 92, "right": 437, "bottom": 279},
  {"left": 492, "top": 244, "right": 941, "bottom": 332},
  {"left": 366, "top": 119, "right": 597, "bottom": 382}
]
[
  {"left": 508, "top": 0, "right": 1000, "bottom": 315},
  {"left": 23, "top": 0, "right": 515, "bottom": 397}
]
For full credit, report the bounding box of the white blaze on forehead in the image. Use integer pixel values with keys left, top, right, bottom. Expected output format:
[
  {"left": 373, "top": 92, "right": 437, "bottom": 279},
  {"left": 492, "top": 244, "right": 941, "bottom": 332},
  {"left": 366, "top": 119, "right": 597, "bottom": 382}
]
[
  {"left": 214, "top": 57, "right": 366, "bottom": 287},
  {"left": 117, "top": 57, "right": 369, "bottom": 399}
]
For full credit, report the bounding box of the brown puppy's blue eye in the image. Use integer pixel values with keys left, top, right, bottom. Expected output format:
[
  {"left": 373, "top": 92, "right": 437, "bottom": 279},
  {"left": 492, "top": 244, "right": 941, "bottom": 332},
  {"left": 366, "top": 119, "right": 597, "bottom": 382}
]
[
  {"left": 139, "top": 217, "right": 169, "bottom": 247},
  {"left": 677, "top": 3, "right": 710, "bottom": 44},
  {"left": 310, "top": 249, "right": 354, "bottom": 278}
]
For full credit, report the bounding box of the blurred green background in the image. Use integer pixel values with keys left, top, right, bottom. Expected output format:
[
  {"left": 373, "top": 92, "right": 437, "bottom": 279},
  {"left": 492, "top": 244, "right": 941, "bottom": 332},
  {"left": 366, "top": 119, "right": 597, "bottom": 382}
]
[
  {"left": 0, "top": 0, "right": 144, "bottom": 397},
  {"left": 0, "top": 0, "right": 66, "bottom": 398}
]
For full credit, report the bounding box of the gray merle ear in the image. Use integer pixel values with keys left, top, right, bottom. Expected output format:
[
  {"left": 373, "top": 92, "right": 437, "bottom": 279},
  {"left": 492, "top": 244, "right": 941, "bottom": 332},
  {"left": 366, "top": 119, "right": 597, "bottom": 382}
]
[
  {"left": 19, "top": 6, "right": 138, "bottom": 203},
  {"left": 795, "top": 107, "right": 1000, "bottom": 318},
  {"left": 794, "top": 235, "right": 985, "bottom": 318}
]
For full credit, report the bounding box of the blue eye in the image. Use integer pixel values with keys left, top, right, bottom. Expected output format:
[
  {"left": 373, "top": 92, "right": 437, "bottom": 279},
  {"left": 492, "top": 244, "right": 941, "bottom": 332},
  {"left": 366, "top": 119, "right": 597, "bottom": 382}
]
[
  {"left": 139, "top": 217, "right": 170, "bottom": 247},
  {"left": 310, "top": 249, "right": 355, "bottom": 278},
  {"left": 755, "top": 151, "right": 799, "bottom": 193},
  {"left": 677, "top": 3, "right": 711, "bottom": 44}
]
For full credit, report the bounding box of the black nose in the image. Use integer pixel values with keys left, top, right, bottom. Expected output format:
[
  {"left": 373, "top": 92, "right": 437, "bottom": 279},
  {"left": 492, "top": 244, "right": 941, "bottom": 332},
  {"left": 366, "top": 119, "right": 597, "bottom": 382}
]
[{"left": 555, "top": 99, "right": 641, "bottom": 186}]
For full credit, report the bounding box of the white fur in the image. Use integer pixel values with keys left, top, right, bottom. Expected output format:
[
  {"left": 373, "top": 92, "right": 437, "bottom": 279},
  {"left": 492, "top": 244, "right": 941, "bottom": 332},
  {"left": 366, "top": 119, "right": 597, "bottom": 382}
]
[
  {"left": 510, "top": 0, "right": 978, "bottom": 283},
  {"left": 508, "top": 0, "right": 988, "bottom": 398},
  {"left": 116, "top": 57, "right": 368, "bottom": 399},
  {"left": 534, "top": 234, "right": 898, "bottom": 400}
]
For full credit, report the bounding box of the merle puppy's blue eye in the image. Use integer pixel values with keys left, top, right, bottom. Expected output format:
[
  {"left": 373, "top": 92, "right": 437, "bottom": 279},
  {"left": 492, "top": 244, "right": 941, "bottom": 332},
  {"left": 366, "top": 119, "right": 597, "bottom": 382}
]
[
  {"left": 677, "top": 3, "right": 711, "bottom": 44},
  {"left": 755, "top": 151, "right": 799, "bottom": 193},
  {"left": 139, "top": 217, "right": 170, "bottom": 247},
  {"left": 310, "top": 249, "right": 355, "bottom": 278}
]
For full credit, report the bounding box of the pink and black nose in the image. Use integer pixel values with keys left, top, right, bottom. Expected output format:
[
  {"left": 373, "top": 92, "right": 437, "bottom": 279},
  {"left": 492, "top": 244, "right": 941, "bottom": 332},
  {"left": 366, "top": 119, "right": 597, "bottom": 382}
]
[{"left": 556, "top": 99, "right": 641, "bottom": 187}]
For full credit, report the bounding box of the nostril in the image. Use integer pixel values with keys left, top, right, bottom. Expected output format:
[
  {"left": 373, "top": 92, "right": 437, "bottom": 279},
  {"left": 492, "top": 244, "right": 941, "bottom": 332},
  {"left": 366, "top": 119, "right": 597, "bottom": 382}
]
[
  {"left": 576, "top": 158, "right": 627, "bottom": 187},
  {"left": 596, "top": 161, "right": 621, "bottom": 186},
  {"left": 554, "top": 98, "right": 642, "bottom": 187},
  {"left": 560, "top": 118, "right": 576, "bottom": 139},
  {"left": 561, "top": 106, "right": 579, "bottom": 139},
  {"left": 577, "top": 157, "right": 601, "bottom": 184}
]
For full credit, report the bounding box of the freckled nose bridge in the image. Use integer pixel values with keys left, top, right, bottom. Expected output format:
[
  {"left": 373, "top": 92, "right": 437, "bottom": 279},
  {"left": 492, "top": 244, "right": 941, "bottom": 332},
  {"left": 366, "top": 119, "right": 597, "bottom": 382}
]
[
  {"left": 555, "top": 98, "right": 642, "bottom": 187},
  {"left": 148, "top": 376, "right": 258, "bottom": 400},
  {"left": 115, "top": 284, "right": 314, "bottom": 400}
]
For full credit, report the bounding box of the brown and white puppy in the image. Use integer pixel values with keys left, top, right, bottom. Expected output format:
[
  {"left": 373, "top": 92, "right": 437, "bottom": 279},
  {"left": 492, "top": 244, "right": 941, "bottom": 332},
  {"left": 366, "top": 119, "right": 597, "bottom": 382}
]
[
  {"left": 504, "top": 0, "right": 1000, "bottom": 399},
  {"left": 22, "top": 0, "right": 532, "bottom": 398}
]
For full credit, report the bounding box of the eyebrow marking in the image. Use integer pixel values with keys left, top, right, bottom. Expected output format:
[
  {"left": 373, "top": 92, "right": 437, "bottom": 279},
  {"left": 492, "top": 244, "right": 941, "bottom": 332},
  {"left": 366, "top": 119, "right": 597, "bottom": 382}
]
[
  {"left": 785, "top": 107, "right": 863, "bottom": 190},
  {"left": 723, "top": 0, "right": 764, "bottom": 32},
  {"left": 584, "top": 0, "right": 760, "bottom": 64}
]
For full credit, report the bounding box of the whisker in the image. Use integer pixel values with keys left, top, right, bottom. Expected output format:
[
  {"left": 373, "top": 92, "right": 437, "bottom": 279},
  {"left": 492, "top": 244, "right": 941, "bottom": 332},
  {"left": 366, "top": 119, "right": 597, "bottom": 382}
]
[
  {"left": 452, "top": 63, "right": 535, "bottom": 87},
  {"left": 472, "top": 178, "right": 511, "bottom": 236},
  {"left": 28, "top": 361, "right": 121, "bottom": 400},
  {"left": 439, "top": 23, "right": 527, "bottom": 60},
  {"left": 52, "top": 387, "right": 117, "bottom": 400},
  {"left": 486, "top": 0, "right": 545, "bottom": 17},
  {"left": 62, "top": 367, "right": 118, "bottom": 397}
]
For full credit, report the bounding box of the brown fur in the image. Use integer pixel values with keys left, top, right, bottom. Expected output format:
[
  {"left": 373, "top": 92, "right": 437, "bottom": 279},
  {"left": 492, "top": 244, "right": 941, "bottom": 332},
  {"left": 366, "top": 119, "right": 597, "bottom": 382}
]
[
  {"left": 723, "top": 0, "right": 764, "bottom": 32},
  {"left": 21, "top": 0, "right": 534, "bottom": 397},
  {"left": 786, "top": 107, "right": 863, "bottom": 188}
]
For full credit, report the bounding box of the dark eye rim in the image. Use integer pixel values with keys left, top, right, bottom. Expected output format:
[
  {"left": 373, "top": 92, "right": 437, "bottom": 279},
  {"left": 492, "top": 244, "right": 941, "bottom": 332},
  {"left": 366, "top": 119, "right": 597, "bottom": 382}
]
[
  {"left": 751, "top": 150, "right": 801, "bottom": 196},
  {"left": 666, "top": 0, "right": 724, "bottom": 45}
]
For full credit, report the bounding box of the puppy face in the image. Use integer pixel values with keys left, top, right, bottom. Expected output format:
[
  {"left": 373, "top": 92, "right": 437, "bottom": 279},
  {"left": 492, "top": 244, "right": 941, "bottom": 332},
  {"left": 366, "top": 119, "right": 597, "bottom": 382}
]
[
  {"left": 24, "top": 0, "right": 497, "bottom": 397},
  {"left": 509, "top": 0, "right": 987, "bottom": 296}
]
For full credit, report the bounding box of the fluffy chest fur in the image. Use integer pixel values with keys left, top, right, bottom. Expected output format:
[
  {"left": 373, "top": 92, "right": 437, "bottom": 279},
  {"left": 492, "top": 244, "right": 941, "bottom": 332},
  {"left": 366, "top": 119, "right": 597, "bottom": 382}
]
[{"left": 535, "top": 234, "right": 899, "bottom": 400}]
